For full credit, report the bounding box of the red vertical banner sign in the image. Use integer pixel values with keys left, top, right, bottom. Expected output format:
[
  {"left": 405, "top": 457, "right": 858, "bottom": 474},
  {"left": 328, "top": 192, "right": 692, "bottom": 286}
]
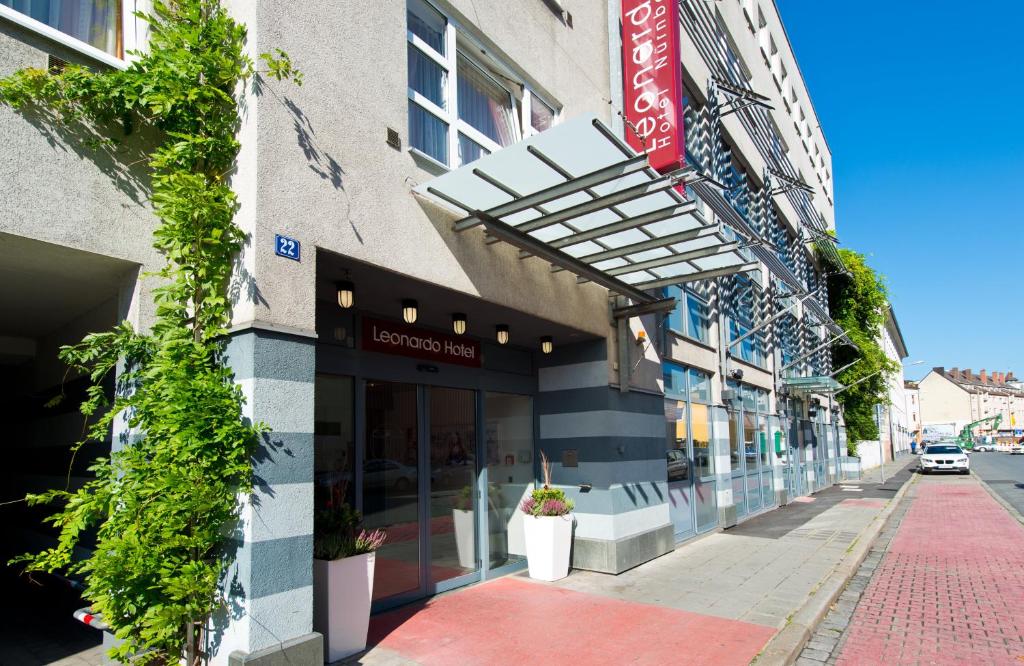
[{"left": 621, "top": 0, "right": 685, "bottom": 174}]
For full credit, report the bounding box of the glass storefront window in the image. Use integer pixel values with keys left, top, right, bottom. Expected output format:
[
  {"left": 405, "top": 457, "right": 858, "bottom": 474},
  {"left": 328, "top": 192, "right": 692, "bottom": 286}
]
[
  {"left": 484, "top": 393, "right": 534, "bottom": 569},
  {"left": 665, "top": 400, "right": 689, "bottom": 482},
  {"left": 691, "top": 403, "right": 713, "bottom": 478},
  {"left": 689, "top": 368, "right": 711, "bottom": 403},
  {"left": 314, "top": 375, "right": 355, "bottom": 511},
  {"left": 728, "top": 411, "right": 741, "bottom": 472}
]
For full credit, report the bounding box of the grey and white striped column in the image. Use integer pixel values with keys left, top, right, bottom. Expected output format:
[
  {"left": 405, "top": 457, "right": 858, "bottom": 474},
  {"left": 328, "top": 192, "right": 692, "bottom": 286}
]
[
  {"left": 537, "top": 340, "right": 673, "bottom": 574},
  {"left": 210, "top": 329, "right": 320, "bottom": 664},
  {"left": 711, "top": 405, "right": 737, "bottom": 526}
]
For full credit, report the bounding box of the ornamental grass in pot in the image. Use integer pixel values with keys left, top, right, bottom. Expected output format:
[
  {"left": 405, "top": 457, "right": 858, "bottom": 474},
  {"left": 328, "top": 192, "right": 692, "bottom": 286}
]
[
  {"left": 519, "top": 451, "right": 575, "bottom": 581},
  {"left": 313, "top": 504, "right": 386, "bottom": 662}
]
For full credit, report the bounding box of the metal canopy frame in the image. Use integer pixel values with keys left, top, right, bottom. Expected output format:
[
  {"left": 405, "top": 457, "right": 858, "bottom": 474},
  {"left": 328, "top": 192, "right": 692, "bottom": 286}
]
[
  {"left": 803, "top": 297, "right": 848, "bottom": 342},
  {"left": 414, "top": 114, "right": 755, "bottom": 304}
]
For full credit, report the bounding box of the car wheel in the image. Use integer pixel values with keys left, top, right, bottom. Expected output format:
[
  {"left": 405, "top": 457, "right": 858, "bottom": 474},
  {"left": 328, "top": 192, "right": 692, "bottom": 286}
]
[{"left": 394, "top": 477, "right": 411, "bottom": 492}]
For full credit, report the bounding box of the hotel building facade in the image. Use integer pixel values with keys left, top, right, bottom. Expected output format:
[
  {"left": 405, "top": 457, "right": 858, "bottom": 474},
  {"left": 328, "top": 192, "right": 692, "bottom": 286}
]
[{"left": 0, "top": 0, "right": 851, "bottom": 662}]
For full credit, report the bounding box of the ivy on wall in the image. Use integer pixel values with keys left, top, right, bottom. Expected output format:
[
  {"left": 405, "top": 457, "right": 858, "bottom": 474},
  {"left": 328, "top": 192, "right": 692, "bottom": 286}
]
[
  {"left": 826, "top": 248, "right": 898, "bottom": 453},
  {"left": 0, "top": 1, "right": 299, "bottom": 663}
]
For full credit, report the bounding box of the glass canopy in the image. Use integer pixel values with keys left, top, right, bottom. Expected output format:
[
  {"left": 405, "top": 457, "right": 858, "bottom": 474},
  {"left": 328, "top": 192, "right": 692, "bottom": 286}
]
[{"left": 414, "top": 114, "right": 757, "bottom": 304}]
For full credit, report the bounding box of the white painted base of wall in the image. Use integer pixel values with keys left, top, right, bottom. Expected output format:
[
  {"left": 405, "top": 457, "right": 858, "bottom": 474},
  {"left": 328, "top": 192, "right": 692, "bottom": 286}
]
[{"left": 858, "top": 440, "right": 883, "bottom": 470}]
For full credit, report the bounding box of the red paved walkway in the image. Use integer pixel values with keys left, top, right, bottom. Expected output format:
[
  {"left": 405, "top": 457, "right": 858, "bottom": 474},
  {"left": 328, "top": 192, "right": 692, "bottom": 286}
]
[
  {"left": 837, "top": 480, "right": 1024, "bottom": 665},
  {"left": 368, "top": 576, "right": 775, "bottom": 665}
]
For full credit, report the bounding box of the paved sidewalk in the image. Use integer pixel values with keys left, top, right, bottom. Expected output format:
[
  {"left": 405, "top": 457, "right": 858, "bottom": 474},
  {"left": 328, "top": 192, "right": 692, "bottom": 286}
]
[
  {"left": 804, "top": 473, "right": 1024, "bottom": 666},
  {"left": 354, "top": 459, "right": 916, "bottom": 666}
]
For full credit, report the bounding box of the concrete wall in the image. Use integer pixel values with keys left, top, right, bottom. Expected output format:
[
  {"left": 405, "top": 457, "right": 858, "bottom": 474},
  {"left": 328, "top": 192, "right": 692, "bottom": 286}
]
[{"left": 537, "top": 339, "right": 673, "bottom": 574}]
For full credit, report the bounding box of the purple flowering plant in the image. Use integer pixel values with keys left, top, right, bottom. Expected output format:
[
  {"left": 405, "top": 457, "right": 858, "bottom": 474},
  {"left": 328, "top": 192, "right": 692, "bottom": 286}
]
[{"left": 519, "top": 451, "right": 574, "bottom": 517}]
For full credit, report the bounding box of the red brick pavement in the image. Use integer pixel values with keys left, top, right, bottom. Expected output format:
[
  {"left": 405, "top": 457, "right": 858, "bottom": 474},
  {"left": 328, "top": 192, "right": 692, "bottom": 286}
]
[
  {"left": 836, "top": 480, "right": 1024, "bottom": 665},
  {"left": 368, "top": 576, "right": 775, "bottom": 665}
]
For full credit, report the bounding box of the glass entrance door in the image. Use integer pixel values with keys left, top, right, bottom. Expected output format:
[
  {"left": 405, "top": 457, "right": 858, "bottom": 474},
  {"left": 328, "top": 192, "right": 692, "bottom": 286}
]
[
  {"left": 427, "top": 387, "right": 478, "bottom": 590},
  {"left": 364, "top": 381, "right": 482, "bottom": 609},
  {"left": 743, "top": 412, "right": 762, "bottom": 513},
  {"left": 364, "top": 381, "right": 422, "bottom": 605}
]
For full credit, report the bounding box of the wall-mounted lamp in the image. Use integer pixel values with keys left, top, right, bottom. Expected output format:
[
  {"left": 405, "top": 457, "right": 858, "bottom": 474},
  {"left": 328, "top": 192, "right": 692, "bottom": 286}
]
[
  {"left": 540, "top": 336, "right": 553, "bottom": 354},
  {"left": 636, "top": 330, "right": 647, "bottom": 346},
  {"left": 496, "top": 324, "right": 510, "bottom": 345},
  {"left": 402, "top": 299, "right": 418, "bottom": 324},
  {"left": 452, "top": 313, "right": 467, "bottom": 335},
  {"left": 336, "top": 281, "right": 354, "bottom": 309},
  {"left": 730, "top": 368, "right": 744, "bottom": 381}
]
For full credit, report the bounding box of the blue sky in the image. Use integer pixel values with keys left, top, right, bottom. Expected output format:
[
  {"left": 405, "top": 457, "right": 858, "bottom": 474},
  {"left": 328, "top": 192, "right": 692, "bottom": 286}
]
[{"left": 776, "top": 1, "right": 1024, "bottom": 380}]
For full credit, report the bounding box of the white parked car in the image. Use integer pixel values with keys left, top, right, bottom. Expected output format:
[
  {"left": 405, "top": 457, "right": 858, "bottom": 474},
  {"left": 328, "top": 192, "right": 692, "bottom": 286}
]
[{"left": 919, "top": 444, "right": 970, "bottom": 474}]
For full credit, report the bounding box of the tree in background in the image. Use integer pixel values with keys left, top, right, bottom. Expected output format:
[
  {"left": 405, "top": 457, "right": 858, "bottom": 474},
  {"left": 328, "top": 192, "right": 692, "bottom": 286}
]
[{"left": 827, "top": 249, "right": 898, "bottom": 452}]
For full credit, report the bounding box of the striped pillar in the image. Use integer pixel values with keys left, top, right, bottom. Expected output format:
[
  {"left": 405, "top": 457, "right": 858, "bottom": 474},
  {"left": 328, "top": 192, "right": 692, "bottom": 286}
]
[
  {"left": 711, "top": 405, "right": 737, "bottom": 526},
  {"left": 209, "top": 329, "right": 321, "bottom": 665},
  {"left": 537, "top": 340, "right": 673, "bottom": 574}
]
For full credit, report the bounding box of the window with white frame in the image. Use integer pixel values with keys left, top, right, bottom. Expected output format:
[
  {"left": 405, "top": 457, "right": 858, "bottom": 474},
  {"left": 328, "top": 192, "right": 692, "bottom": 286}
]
[
  {"left": 2, "top": 0, "right": 121, "bottom": 56},
  {"left": 406, "top": 0, "right": 558, "bottom": 168}
]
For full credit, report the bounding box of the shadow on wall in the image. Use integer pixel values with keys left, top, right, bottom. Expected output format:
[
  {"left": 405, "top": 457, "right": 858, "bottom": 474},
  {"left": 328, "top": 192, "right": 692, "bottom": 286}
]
[
  {"left": 10, "top": 98, "right": 154, "bottom": 209},
  {"left": 256, "top": 79, "right": 364, "bottom": 247}
]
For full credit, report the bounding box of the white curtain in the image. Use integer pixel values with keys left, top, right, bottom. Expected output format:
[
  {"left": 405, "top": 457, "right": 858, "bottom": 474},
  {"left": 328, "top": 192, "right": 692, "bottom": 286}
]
[
  {"left": 4, "top": 0, "right": 119, "bottom": 55},
  {"left": 457, "top": 55, "right": 516, "bottom": 147}
]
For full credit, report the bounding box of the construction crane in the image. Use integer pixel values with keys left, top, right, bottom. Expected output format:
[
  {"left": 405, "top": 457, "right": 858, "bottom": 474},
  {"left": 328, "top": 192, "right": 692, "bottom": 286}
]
[{"left": 956, "top": 414, "right": 1002, "bottom": 450}]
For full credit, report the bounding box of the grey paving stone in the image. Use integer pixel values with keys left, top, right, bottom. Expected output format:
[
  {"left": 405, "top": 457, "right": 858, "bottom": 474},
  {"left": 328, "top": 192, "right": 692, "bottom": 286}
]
[
  {"left": 807, "top": 637, "right": 838, "bottom": 651},
  {"left": 801, "top": 648, "right": 832, "bottom": 661},
  {"left": 795, "top": 657, "right": 827, "bottom": 666}
]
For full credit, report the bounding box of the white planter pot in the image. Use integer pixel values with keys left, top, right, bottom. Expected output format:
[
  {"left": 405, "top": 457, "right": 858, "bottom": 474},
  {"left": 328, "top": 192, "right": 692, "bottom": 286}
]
[
  {"left": 313, "top": 552, "right": 375, "bottom": 663},
  {"left": 522, "top": 513, "right": 574, "bottom": 581},
  {"left": 452, "top": 509, "right": 476, "bottom": 569}
]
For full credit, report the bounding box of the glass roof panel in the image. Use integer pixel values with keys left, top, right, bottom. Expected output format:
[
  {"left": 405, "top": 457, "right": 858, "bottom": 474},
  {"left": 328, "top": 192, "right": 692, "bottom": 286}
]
[
  {"left": 601, "top": 228, "right": 652, "bottom": 248},
  {"left": 530, "top": 224, "right": 574, "bottom": 243}
]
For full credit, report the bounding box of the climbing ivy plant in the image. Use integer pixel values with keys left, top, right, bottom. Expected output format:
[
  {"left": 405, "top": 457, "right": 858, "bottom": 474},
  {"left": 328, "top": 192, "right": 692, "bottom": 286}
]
[
  {"left": 826, "top": 248, "right": 899, "bottom": 452},
  {"left": 1, "top": 1, "right": 300, "bottom": 664}
]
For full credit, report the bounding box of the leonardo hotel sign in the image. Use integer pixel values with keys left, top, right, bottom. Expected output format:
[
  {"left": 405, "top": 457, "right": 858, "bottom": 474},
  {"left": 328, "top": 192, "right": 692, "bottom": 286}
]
[
  {"left": 621, "top": 0, "right": 685, "bottom": 174},
  {"left": 361, "top": 317, "right": 481, "bottom": 368}
]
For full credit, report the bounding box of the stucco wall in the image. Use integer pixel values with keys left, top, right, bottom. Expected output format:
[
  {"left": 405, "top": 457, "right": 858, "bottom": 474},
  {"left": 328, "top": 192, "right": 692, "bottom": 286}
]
[
  {"left": 230, "top": 0, "right": 614, "bottom": 339},
  {"left": 919, "top": 372, "right": 971, "bottom": 427},
  {"left": 0, "top": 22, "right": 161, "bottom": 333}
]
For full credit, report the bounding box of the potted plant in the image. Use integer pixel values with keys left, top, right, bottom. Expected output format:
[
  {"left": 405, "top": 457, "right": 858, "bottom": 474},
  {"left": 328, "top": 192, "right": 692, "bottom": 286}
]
[
  {"left": 313, "top": 504, "right": 387, "bottom": 663},
  {"left": 520, "top": 451, "right": 575, "bottom": 581},
  {"left": 452, "top": 486, "right": 476, "bottom": 569}
]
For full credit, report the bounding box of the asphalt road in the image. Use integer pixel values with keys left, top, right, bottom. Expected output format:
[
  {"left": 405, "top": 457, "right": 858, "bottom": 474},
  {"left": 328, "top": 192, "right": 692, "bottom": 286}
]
[{"left": 968, "top": 450, "right": 1024, "bottom": 517}]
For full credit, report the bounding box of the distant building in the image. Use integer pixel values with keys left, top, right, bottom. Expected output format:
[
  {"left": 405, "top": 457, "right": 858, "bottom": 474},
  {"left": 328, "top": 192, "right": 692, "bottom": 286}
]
[
  {"left": 919, "top": 367, "right": 1024, "bottom": 442},
  {"left": 879, "top": 306, "right": 911, "bottom": 462},
  {"left": 905, "top": 380, "right": 921, "bottom": 444}
]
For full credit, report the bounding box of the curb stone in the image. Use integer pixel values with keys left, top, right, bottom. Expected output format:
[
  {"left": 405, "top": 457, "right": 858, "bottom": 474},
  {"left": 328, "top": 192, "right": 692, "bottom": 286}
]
[
  {"left": 974, "top": 473, "right": 1024, "bottom": 527},
  {"left": 750, "top": 469, "right": 918, "bottom": 666}
]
